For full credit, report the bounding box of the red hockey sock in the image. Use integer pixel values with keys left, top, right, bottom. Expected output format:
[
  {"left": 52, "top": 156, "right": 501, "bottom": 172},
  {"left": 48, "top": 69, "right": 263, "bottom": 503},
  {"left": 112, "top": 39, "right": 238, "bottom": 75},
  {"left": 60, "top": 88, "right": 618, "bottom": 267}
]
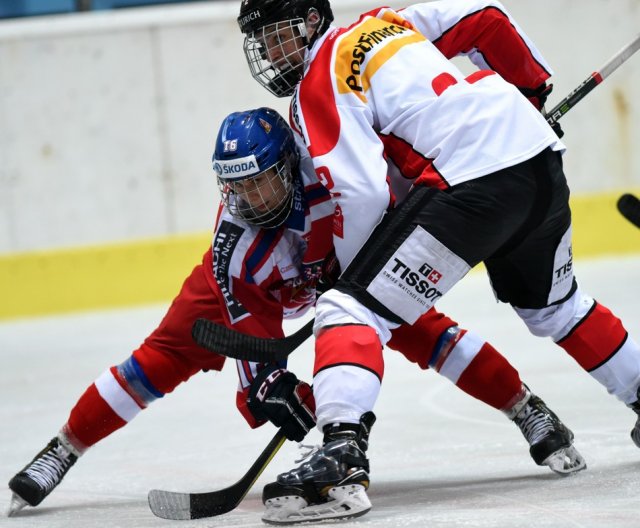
[
  {"left": 557, "top": 302, "right": 627, "bottom": 371},
  {"left": 388, "top": 308, "right": 457, "bottom": 369},
  {"left": 455, "top": 339, "right": 523, "bottom": 411},
  {"left": 389, "top": 310, "right": 523, "bottom": 410},
  {"left": 64, "top": 382, "right": 127, "bottom": 453},
  {"left": 314, "top": 325, "right": 384, "bottom": 379}
]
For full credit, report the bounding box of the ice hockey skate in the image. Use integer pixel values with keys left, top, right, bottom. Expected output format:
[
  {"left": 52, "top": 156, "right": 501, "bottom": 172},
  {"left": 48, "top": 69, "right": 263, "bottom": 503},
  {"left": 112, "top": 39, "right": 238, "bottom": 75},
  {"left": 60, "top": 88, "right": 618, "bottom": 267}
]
[
  {"left": 629, "top": 388, "right": 640, "bottom": 448},
  {"left": 261, "top": 412, "right": 375, "bottom": 525},
  {"left": 631, "top": 413, "right": 640, "bottom": 448},
  {"left": 507, "top": 386, "right": 585, "bottom": 475},
  {"left": 7, "top": 436, "right": 78, "bottom": 516}
]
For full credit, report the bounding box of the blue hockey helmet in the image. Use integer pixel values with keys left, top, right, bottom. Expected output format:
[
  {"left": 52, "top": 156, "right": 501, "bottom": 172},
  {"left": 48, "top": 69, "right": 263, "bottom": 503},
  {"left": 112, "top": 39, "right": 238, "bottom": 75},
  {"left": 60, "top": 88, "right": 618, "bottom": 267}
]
[{"left": 213, "top": 107, "right": 299, "bottom": 228}]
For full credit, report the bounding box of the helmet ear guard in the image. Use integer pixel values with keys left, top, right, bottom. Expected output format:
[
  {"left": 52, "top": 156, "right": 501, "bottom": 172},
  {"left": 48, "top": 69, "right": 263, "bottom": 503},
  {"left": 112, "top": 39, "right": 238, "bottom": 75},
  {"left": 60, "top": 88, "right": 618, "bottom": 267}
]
[{"left": 304, "top": 8, "right": 322, "bottom": 37}]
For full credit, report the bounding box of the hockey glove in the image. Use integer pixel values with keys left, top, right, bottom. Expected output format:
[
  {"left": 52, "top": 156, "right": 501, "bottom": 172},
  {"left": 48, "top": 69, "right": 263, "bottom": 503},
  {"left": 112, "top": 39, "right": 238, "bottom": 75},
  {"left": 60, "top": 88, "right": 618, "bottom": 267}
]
[
  {"left": 549, "top": 121, "right": 564, "bottom": 138},
  {"left": 247, "top": 366, "right": 316, "bottom": 442},
  {"left": 520, "top": 82, "right": 553, "bottom": 111},
  {"left": 317, "top": 248, "right": 341, "bottom": 296},
  {"left": 519, "top": 82, "right": 564, "bottom": 138}
]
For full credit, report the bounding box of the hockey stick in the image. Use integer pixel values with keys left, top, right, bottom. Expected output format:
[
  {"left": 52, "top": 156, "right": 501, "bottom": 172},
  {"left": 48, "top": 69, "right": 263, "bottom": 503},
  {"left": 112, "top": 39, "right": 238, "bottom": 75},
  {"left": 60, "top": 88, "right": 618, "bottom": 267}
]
[
  {"left": 191, "top": 316, "right": 314, "bottom": 363},
  {"left": 148, "top": 429, "right": 287, "bottom": 520},
  {"left": 617, "top": 193, "right": 640, "bottom": 228},
  {"left": 545, "top": 33, "right": 640, "bottom": 126}
]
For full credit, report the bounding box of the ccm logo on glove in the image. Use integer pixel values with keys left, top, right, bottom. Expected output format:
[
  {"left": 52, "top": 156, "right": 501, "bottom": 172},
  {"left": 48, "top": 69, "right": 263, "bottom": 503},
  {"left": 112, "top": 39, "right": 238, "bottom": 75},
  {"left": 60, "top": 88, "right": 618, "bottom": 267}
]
[
  {"left": 254, "top": 369, "right": 286, "bottom": 402},
  {"left": 248, "top": 366, "right": 316, "bottom": 442}
]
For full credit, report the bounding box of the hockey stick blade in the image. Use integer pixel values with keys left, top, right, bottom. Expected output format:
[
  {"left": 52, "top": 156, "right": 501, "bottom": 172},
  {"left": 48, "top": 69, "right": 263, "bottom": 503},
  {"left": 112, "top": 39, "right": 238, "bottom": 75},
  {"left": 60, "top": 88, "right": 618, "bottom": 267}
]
[
  {"left": 617, "top": 193, "right": 640, "bottom": 229},
  {"left": 191, "top": 317, "right": 315, "bottom": 362},
  {"left": 148, "top": 430, "right": 287, "bottom": 520},
  {"left": 546, "top": 33, "right": 640, "bottom": 126}
]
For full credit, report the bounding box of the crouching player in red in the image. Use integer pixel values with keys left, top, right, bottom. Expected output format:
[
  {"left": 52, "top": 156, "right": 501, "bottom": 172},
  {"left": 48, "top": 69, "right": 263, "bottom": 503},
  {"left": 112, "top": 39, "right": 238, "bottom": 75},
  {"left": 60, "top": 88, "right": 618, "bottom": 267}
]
[{"left": 8, "top": 108, "right": 584, "bottom": 517}]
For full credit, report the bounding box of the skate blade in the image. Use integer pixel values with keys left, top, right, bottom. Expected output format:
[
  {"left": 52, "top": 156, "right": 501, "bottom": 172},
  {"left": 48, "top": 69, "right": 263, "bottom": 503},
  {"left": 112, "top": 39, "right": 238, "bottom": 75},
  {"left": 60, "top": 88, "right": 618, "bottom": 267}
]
[
  {"left": 7, "top": 493, "right": 29, "bottom": 517},
  {"left": 262, "top": 484, "right": 371, "bottom": 525},
  {"left": 542, "top": 445, "right": 587, "bottom": 476}
]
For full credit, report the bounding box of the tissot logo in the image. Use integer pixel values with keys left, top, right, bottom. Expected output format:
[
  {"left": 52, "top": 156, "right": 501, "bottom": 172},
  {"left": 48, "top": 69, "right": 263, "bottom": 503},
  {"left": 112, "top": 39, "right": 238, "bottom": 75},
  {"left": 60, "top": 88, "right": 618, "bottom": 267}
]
[
  {"left": 391, "top": 258, "right": 443, "bottom": 300},
  {"left": 554, "top": 247, "right": 573, "bottom": 279},
  {"left": 418, "top": 262, "right": 442, "bottom": 284}
]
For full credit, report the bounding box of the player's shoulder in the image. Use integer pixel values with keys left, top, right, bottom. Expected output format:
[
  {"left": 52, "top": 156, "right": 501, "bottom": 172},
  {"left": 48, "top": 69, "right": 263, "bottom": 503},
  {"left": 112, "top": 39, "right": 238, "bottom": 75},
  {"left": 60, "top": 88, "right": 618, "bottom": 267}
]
[
  {"left": 213, "top": 210, "right": 263, "bottom": 252},
  {"left": 215, "top": 208, "right": 256, "bottom": 234}
]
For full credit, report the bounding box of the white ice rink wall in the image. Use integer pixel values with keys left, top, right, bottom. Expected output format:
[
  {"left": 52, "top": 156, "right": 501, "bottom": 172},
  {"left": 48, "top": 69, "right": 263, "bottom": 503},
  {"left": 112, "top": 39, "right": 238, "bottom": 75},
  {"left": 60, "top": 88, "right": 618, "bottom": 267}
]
[{"left": 1, "top": 0, "right": 639, "bottom": 318}]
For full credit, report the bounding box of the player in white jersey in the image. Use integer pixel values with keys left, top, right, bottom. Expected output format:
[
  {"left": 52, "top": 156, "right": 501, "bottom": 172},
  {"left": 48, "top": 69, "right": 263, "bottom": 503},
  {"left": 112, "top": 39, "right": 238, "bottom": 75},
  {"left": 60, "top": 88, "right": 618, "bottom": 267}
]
[
  {"left": 7, "top": 107, "right": 584, "bottom": 517},
  {"left": 238, "top": 0, "right": 640, "bottom": 523}
]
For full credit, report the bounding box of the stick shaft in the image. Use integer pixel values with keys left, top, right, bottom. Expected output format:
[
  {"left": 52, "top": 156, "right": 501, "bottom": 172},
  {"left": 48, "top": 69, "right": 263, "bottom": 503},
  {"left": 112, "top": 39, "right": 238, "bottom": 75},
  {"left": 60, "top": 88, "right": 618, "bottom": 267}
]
[
  {"left": 148, "top": 430, "right": 287, "bottom": 519},
  {"left": 546, "top": 33, "right": 640, "bottom": 125},
  {"left": 617, "top": 193, "right": 640, "bottom": 229}
]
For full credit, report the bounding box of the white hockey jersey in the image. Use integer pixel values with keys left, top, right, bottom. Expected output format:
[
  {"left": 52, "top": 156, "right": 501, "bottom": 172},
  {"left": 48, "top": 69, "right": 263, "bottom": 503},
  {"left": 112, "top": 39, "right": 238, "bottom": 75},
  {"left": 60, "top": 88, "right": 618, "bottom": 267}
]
[{"left": 290, "top": 0, "right": 564, "bottom": 272}]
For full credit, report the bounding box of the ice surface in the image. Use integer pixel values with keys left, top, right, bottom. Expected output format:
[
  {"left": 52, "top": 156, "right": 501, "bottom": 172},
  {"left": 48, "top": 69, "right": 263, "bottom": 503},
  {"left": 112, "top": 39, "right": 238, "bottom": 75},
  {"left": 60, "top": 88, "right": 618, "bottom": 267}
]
[{"left": 1, "top": 255, "right": 639, "bottom": 527}]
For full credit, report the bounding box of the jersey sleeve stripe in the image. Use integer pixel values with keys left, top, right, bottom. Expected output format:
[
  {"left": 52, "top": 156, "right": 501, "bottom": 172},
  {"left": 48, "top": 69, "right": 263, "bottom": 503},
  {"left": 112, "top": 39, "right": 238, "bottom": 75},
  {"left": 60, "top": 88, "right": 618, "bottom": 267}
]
[{"left": 431, "top": 6, "right": 551, "bottom": 90}]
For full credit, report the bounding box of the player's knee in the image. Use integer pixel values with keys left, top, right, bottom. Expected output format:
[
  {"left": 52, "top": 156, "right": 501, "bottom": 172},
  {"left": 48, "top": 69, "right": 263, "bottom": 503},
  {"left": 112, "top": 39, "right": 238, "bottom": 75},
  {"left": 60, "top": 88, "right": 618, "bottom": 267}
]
[
  {"left": 314, "top": 324, "right": 384, "bottom": 378},
  {"left": 513, "top": 288, "right": 591, "bottom": 339}
]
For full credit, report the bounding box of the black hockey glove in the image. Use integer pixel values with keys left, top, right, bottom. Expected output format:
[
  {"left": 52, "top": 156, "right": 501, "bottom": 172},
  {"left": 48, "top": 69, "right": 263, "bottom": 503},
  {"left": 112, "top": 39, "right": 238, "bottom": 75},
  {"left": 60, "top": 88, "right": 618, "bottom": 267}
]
[
  {"left": 519, "top": 82, "right": 564, "bottom": 138},
  {"left": 549, "top": 121, "right": 564, "bottom": 139},
  {"left": 247, "top": 366, "right": 316, "bottom": 442},
  {"left": 520, "top": 82, "right": 553, "bottom": 111}
]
